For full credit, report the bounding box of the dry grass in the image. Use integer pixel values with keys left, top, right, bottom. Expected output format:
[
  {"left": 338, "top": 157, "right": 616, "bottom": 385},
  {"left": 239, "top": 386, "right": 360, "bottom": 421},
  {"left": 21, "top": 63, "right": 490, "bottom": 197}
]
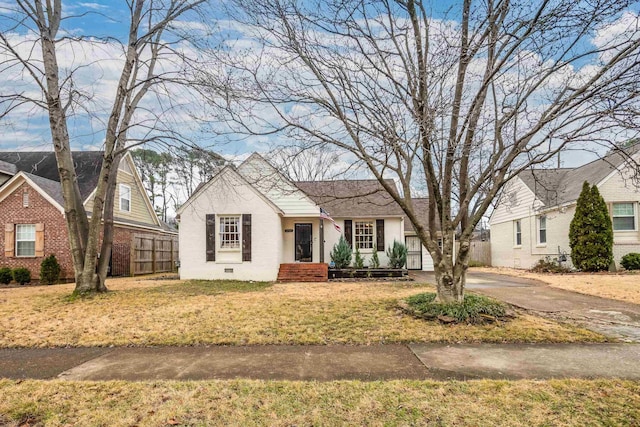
[
  {"left": 476, "top": 267, "right": 640, "bottom": 305},
  {"left": 0, "top": 277, "right": 604, "bottom": 348},
  {"left": 1, "top": 378, "right": 638, "bottom": 426}
]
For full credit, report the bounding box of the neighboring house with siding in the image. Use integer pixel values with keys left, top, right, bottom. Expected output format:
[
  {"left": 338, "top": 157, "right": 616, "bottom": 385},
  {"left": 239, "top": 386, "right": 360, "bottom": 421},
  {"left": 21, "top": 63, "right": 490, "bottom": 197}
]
[
  {"left": 0, "top": 151, "right": 177, "bottom": 279},
  {"left": 177, "top": 153, "right": 444, "bottom": 282},
  {"left": 490, "top": 146, "right": 640, "bottom": 269}
]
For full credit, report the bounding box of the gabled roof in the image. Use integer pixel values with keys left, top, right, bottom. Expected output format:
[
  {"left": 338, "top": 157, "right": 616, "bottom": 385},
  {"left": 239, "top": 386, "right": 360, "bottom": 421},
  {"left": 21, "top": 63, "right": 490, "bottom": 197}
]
[
  {"left": 519, "top": 144, "right": 640, "bottom": 206},
  {"left": 0, "top": 151, "right": 102, "bottom": 200}
]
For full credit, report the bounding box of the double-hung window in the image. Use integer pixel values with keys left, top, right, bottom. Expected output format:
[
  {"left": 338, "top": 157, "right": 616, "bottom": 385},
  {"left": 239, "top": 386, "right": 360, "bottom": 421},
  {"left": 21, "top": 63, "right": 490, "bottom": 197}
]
[
  {"left": 16, "top": 224, "right": 36, "bottom": 257},
  {"left": 119, "top": 184, "right": 131, "bottom": 212},
  {"left": 354, "top": 221, "right": 374, "bottom": 250},
  {"left": 538, "top": 215, "right": 547, "bottom": 244},
  {"left": 219, "top": 216, "right": 240, "bottom": 249},
  {"left": 613, "top": 203, "right": 635, "bottom": 231},
  {"left": 514, "top": 220, "right": 522, "bottom": 246}
]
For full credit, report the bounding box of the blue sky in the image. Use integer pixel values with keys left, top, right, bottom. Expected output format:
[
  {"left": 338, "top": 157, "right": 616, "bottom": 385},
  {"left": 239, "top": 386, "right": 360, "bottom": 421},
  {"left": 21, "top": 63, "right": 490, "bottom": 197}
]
[{"left": 0, "top": 0, "right": 636, "bottom": 169}]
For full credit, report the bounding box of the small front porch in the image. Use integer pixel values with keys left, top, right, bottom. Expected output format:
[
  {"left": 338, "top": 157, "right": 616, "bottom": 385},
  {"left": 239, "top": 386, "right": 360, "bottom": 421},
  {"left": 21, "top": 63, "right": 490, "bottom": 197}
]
[{"left": 279, "top": 216, "right": 330, "bottom": 282}]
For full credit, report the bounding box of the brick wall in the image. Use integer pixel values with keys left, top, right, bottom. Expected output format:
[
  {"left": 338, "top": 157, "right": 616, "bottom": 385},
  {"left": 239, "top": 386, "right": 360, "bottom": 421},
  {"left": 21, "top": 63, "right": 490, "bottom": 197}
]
[{"left": 0, "top": 182, "right": 74, "bottom": 279}]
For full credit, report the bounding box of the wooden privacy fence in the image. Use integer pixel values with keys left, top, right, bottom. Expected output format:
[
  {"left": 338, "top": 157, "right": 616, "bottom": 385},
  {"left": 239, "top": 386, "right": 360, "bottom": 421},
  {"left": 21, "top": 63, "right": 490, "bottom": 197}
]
[
  {"left": 131, "top": 234, "right": 179, "bottom": 276},
  {"left": 456, "top": 241, "right": 492, "bottom": 266}
]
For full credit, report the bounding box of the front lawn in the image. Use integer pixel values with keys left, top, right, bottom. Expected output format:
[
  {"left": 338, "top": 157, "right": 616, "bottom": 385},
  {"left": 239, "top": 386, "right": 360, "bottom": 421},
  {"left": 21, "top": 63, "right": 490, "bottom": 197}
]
[
  {"left": 477, "top": 267, "right": 640, "bottom": 305},
  {"left": 0, "top": 277, "right": 604, "bottom": 347},
  {"left": 1, "top": 379, "right": 638, "bottom": 426}
]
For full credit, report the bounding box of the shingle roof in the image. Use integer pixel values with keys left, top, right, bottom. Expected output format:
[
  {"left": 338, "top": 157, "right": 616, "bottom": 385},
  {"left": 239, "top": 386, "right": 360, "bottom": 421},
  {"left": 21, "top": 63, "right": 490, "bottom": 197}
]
[
  {"left": 24, "top": 172, "right": 65, "bottom": 206},
  {"left": 0, "top": 159, "right": 17, "bottom": 175},
  {"left": 295, "top": 179, "right": 435, "bottom": 231},
  {"left": 519, "top": 144, "right": 640, "bottom": 206},
  {"left": 0, "top": 151, "right": 102, "bottom": 200}
]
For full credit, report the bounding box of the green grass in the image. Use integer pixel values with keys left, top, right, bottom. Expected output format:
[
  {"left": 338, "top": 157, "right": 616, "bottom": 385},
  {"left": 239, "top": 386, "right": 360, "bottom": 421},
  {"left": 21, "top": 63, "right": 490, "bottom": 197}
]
[
  {"left": 404, "top": 292, "right": 507, "bottom": 323},
  {"left": 0, "top": 379, "right": 638, "bottom": 426}
]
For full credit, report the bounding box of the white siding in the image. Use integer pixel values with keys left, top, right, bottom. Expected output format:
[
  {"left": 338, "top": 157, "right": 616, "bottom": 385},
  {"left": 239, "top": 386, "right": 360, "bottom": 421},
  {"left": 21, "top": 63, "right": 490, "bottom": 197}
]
[
  {"left": 237, "top": 155, "right": 319, "bottom": 216},
  {"left": 598, "top": 170, "right": 640, "bottom": 245},
  {"left": 323, "top": 217, "right": 403, "bottom": 267},
  {"left": 490, "top": 177, "right": 544, "bottom": 226},
  {"left": 178, "top": 169, "right": 283, "bottom": 281}
]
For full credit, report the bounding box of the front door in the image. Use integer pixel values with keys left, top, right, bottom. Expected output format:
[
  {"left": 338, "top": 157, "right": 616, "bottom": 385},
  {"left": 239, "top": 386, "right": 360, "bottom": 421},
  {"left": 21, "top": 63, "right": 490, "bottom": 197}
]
[{"left": 295, "top": 223, "right": 313, "bottom": 262}]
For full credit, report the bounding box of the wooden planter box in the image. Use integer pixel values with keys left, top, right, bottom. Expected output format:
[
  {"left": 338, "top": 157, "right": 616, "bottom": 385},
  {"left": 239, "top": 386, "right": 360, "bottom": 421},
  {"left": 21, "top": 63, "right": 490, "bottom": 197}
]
[{"left": 328, "top": 268, "right": 408, "bottom": 279}]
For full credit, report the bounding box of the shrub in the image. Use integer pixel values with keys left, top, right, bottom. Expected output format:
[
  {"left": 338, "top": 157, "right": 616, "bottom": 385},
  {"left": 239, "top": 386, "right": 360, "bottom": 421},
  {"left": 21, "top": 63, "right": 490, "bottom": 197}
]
[
  {"left": 404, "top": 292, "right": 507, "bottom": 324},
  {"left": 0, "top": 267, "right": 12, "bottom": 285},
  {"left": 40, "top": 254, "right": 62, "bottom": 285},
  {"left": 569, "top": 181, "right": 613, "bottom": 271},
  {"left": 621, "top": 253, "right": 640, "bottom": 271},
  {"left": 353, "top": 246, "right": 365, "bottom": 268},
  {"left": 369, "top": 249, "right": 380, "bottom": 268},
  {"left": 530, "top": 258, "right": 571, "bottom": 274},
  {"left": 12, "top": 268, "right": 31, "bottom": 285},
  {"left": 386, "top": 240, "right": 407, "bottom": 268},
  {"left": 330, "top": 235, "right": 352, "bottom": 268}
]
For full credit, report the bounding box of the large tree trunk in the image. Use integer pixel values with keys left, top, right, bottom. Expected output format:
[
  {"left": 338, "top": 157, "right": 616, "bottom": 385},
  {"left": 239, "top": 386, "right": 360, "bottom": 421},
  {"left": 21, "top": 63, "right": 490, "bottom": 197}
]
[{"left": 432, "top": 234, "right": 471, "bottom": 303}]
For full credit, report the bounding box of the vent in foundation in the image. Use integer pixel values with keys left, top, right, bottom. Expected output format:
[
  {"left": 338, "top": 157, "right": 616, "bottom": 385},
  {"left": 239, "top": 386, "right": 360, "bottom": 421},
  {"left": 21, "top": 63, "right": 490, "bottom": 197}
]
[{"left": 224, "top": 268, "right": 234, "bottom": 273}]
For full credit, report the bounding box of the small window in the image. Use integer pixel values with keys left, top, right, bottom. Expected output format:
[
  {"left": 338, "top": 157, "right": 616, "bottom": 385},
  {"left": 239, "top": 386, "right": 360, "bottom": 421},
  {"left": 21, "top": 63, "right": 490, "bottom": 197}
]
[
  {"left": 613, "top": 203, "right": 635, "bottom": 231},
  {"left": 514, "top": 220, "right": 522, "bottom": 246},
  {"left": 16, "top": 224, "right": 36, "bottom": 257},
  {"left": 119, "top": 184, "right": 131, "bottom": 212},
  {"left": 219, "top": 216, "right": 240, "bottom": 249},
  {"left": 354, "top": 221, "right": 374, "bottom": 250},
  {"left": 538, "top": 215, "right": 547, "bottom": 244},
  {"left": 22, "top": 191, "right": 29, "bottom": 208}
]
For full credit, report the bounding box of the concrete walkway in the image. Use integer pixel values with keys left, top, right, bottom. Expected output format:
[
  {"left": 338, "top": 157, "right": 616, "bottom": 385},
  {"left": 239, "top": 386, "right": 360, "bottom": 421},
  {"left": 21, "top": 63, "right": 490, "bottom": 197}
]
[
  {"left": 413, "top": 271, "right": 640, "bottom": 342},
  {"left": 2, "top": 343, "right": 640, "bottom": 381}
]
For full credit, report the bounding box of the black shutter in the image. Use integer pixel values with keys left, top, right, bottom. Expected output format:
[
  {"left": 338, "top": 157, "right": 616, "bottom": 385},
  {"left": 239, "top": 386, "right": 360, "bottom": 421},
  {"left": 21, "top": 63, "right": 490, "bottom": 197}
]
[
  {"left": 242, "top": 214, "right": 252, "bottom": 262},
  {"left": 344, "top": 219, "right": 352, "bottom": 247},
  {"left": 206, "top": 214, "right": 216, "bottom": 261},
  {"left": 376, "top": 219, "right": 385, "bottom": 251}
]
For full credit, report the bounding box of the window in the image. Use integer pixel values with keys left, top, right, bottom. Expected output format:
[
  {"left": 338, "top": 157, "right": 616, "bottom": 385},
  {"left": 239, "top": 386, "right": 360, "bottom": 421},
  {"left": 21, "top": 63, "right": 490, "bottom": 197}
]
[
  {"left": 613, "top": 203, "right": 635, "bottom": 231},
  {"left": 219, "top": 216, "right": 240, "bottom": 249},
  {"left": 354, "top": 221, "right": 374, "bottom": 250},
  {"left": 119, "top": 184, "right": 131, "bottom": 212},
  {"left": 15, "top": 224, "right": 36, "bottom": 257},
  {"left": 538, "top": 215, "right": 547, "bottom": 244},
  {"left": 514, "top": 220, "right": 522, "bottom": 246}
]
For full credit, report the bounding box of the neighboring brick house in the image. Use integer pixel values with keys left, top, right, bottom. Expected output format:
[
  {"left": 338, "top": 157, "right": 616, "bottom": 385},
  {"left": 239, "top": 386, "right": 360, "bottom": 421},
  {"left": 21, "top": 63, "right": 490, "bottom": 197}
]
[
  {"left": 490, "top": 144, "right": 640, "bottom": 269},
  {"left": 0, "top": 151, "right": 177, "bottom": 280}
]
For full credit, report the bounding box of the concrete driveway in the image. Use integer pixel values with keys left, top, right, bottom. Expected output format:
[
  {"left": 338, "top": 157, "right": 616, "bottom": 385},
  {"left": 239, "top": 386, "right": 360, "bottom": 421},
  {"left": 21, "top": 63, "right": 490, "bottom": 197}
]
[{"left": 412, "top": 270, "right": 640, "bottom": 342}]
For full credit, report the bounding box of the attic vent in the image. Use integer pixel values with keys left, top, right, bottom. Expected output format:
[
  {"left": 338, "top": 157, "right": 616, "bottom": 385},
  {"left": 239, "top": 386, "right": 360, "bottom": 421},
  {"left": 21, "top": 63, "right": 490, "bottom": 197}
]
[
  {"left": 22, "top": 191, "right": 29, "bottom": 208},
  {"left": 224, "top": 268, "right": 234, "bottom": 273}
]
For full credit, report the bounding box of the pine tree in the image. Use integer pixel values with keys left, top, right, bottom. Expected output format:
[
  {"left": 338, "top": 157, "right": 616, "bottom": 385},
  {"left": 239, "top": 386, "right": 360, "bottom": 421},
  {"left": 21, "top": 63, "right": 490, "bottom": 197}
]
[
  {"left": 569, "top": 182, "right": 613, "bottom": 271},
  {"left": 330, "top": 235, "right": 352, "bottom": 268},
  {"left": 353, "top": 246, "right": 365, "bottom": 268}
]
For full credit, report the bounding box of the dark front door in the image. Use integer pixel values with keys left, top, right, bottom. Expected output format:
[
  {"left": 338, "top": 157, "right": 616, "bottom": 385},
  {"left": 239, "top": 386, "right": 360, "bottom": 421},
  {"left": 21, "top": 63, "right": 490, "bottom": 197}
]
[{"left": 295, "top": 223, "right": 313, "bottom": 262}]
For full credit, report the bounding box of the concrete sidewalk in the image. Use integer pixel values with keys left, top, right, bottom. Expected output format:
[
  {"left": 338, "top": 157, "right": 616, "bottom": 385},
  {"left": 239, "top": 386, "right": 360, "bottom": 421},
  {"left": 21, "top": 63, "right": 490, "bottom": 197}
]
[{"left": 2, "top": 343, "right": 640, "bottom": 381}]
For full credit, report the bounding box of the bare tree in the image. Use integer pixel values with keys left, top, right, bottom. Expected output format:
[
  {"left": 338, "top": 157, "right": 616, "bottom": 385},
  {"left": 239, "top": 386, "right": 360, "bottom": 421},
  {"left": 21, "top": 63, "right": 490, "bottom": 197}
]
[
  {"left": 0, "top": 0, "right": 207, "bottom": 294},
  {"left": 268, "top": 145, "right": 344, "bottom": 181},
  {"left": 204, "top": 0, "right": 640, "bottom": 302}
]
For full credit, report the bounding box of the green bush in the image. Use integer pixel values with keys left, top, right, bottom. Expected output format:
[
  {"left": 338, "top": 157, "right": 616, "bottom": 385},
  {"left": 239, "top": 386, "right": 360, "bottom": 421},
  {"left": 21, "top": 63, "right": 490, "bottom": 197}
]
[
  {"left": 569, "top": 182, "right": 613, "bottom": 271},
  {"left": 353, "top": 246, "right": 365, "bottom": 268},
  {"left": 12, "top": 268, "right": 31, "bottom": 285},
  {"left": 330, "top": 235, "right": 352, "bottom": 268},
  {"left": 369, "top": 249, "right": 380, "bottom": 268},
  {"left": 40, "top": 254, "right": 62, "bottom": 285},
  {"left": 404, "top": 292, "right": 507, "bottom": 324},
  {"left": 621, "top": 253, "right": 640, "bottom": 271},
  {"left": 386, "top": 240, "right": 407, "bottom": 268},
  {"left": 0, "top": 267, "right": 12, "bottom": 285}
]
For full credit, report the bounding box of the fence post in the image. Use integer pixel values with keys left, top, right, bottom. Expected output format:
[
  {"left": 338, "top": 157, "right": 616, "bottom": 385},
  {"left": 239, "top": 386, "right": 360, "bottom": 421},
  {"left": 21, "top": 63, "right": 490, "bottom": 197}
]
[
  {"left": 130, "top": 235, "right": 136, "bottom": 277},
  {"left": 170, "top": 239, "right": 174, "bottom": 272}
]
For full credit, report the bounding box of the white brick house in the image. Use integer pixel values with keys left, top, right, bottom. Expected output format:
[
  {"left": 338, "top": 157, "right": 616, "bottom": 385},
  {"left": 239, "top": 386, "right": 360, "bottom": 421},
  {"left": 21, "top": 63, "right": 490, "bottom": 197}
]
[
  {"left": 490, "top": 146, "right": 640, "bottom": 269},
  {"left": 177, "top": 153, "right": 440, "bottom": 281}
]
